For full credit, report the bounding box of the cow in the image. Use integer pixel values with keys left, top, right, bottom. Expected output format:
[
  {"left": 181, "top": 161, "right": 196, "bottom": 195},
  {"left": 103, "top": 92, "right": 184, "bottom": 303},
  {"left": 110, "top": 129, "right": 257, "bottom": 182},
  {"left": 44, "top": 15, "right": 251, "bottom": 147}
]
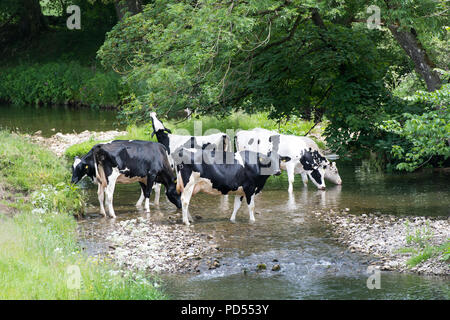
[
  {"left": 298, "top": 136, "right": 342, "bottom": 185},
  {"left": 235, "top": 128, "right": 329, "bottom": 192},
  {"left": 173, "top": 135, "right": 290, "bottom": 225},
  {"left": 71, "top": 144, "right": 162, "bottom": 213},
  {"left": 72, "top": 140, "right": 181, "bottom": 218},
  {"left": 150, "top": 111, "right": 232, "bottom": 204}
]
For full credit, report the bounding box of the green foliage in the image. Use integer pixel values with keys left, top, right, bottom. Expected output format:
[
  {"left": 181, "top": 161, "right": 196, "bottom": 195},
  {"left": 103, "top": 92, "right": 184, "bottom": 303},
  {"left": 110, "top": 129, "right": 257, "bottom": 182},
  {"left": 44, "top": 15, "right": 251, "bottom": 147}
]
[
  {"left": 97, "top": 0, "right": 445, "bottom": 169},
  {"left": 380, "top": 76, "right": 450, "bottom": 172},
  {"left": 0, "top": 62, "right": 121, "bottom": 107}
]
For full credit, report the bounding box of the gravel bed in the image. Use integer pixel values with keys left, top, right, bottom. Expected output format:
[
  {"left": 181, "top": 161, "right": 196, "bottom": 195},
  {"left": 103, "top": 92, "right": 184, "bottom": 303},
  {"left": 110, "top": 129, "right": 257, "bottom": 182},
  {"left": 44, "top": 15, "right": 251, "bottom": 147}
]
[{"left": 317, "top": 209, "right": 449, "bottom": 275}]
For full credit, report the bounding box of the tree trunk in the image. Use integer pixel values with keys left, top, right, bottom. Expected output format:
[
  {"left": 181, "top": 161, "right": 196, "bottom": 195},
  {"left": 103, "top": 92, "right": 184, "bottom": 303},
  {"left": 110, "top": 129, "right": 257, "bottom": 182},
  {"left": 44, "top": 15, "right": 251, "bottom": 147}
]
[
  {"left": 388, "top": 25, "right": 441, "bottom": 92},
  {"left": 19, "top": 0, "right": 47, "bottom": 38},
  {"left": 114, "top": 0, "right": 143, "bottom": 21}
]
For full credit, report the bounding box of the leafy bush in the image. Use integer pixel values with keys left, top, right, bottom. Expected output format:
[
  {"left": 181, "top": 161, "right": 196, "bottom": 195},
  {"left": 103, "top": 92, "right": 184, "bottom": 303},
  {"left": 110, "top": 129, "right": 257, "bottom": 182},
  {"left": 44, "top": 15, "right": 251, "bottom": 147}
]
[
  {"left": 380, "top": 72, "right": 450, "bottom": 172},
  {"left": 0, "top": 61, "right": 121, "bottom": 107}
]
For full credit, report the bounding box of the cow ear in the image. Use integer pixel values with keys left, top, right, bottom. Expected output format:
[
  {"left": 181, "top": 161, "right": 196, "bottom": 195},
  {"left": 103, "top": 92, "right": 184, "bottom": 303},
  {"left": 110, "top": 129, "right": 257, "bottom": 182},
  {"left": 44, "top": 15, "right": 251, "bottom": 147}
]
[
  {"left": 165, "top": 128, "right": 172, "bottom": 134},
  {"left": 151, "top": 131, "right": 155, "bottom": 138}
]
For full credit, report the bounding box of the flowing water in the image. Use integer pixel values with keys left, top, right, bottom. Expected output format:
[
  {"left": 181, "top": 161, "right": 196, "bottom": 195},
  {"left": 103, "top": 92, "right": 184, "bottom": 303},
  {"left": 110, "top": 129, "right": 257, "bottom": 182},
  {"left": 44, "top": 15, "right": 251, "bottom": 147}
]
[
  {"left": 79, "top": 155, "right": 449, "bottom": 300},
  {"left": 2, "top": 104, "right": 449, "bottom": 299}
]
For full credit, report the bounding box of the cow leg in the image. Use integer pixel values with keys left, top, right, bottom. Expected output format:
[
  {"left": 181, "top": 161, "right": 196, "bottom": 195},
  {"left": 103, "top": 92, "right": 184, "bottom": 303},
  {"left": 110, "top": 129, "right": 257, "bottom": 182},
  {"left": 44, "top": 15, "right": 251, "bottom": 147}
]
[
  {"left": 181, "top": 183, "right": 195, "bottom": 226},
  {"left": 97, "top": 184, "right": 106, "bottom": 217},
  {"left": 286, "top": 162, "right": 296, "bottom": 193},
  {"left": 105, "top": 180, "right": 119, "bottom": 219},
  {"left": 136, "top": 182, "right": 146, "bottom": 207},
  {"left": 301, "top": 172, "right": 308, "bottom": 186},
  {"left": 247, "top": 194, "right": 256, "bottom": 223},
  {"left": 153, "top": 183, "right": 161, "bottom": 206},
  {"left": 294, "top": 165, "right": 308, "bottom": 186},
  {"left": 144, "top": 173, "right": 157, "bottom": 213},
  {"left": 230, "top": 196, "right": 243, "bottom": 223}
]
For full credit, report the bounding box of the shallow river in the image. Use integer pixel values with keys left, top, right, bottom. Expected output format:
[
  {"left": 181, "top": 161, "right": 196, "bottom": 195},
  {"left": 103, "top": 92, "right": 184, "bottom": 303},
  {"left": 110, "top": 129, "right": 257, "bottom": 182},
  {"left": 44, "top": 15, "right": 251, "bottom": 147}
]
[
  {"left": 79, "top": 163, "right": 449, "bottom": 300},
  {"left": 3, "top": 104, "right": 449, "bottom": 299}
]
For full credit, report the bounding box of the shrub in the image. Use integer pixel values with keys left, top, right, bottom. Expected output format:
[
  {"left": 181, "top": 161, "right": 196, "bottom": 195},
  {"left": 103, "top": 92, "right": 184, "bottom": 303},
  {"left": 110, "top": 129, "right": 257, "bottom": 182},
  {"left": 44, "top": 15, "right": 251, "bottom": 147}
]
[{"left": 0, "top": 62, "right": 121, "bottom": 107}]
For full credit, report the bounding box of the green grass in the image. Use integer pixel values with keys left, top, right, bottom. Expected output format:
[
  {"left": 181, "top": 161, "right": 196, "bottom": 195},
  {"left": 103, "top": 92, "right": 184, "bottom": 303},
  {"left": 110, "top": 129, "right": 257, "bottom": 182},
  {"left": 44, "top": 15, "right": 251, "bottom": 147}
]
[
  {"left": 0, "top": 131, "right": 69, "bottom": 192},
  {"left": 0, "top": 131, "right": 166, "bottom": 299},
  {"left": 397, "top": 221, "right": 450, "bottom": 268},
  {"left": 65, "top": 112, "right": 326, "bottom": 158}
]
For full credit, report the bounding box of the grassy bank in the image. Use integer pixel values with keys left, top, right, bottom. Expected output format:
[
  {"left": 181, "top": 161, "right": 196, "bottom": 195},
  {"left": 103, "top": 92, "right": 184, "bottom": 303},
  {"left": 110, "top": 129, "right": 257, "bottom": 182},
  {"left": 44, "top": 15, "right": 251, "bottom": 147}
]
[{"left": 0, "top": 131, "right": 165, "bottom": 299}]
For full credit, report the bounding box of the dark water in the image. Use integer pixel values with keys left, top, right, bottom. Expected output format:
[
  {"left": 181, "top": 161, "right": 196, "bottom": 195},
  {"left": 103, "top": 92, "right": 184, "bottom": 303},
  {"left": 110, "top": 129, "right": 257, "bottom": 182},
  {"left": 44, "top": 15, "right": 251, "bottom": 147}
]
[
  {"left": 0, "top": 103, "right": 123, "bottom": 137},
  {"left": 2, "top": 103, "right": 448, "bottom": 299}
]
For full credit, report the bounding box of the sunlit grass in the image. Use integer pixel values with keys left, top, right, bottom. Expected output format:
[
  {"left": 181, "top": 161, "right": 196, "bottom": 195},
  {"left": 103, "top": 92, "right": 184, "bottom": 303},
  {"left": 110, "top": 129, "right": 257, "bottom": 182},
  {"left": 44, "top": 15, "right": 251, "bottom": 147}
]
[{"left": 0, "top": 131, "right": 166, "bottom": 300}]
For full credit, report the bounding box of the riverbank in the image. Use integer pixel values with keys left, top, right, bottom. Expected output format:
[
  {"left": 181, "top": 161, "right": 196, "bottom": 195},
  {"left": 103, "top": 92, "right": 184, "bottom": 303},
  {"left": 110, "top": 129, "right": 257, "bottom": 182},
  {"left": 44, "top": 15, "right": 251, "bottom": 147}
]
[
  {"left": 79, "top": 217, "right": 220, "bottom": 274},
  {"left": 317, "top": 210, "right": 449, "bottom": 276},
  {"left": 0, "top": 131, "right": 166, "bottom": 299},
  {"left": 26, "top": 129, "right": 127, "bottom": 156}
]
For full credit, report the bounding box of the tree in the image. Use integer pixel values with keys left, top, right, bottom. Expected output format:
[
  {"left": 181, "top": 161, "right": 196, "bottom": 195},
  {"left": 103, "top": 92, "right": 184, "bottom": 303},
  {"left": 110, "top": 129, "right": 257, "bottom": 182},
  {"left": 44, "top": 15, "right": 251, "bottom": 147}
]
[{"left": 98, "top": 0, "right": 447, "bottom": 162}]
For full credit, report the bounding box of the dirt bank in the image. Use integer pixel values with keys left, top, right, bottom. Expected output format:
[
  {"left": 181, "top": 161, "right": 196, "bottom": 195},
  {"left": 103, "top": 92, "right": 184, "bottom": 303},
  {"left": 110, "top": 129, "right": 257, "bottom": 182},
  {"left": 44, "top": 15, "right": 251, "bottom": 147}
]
[
  {"left": 317, "top": 210, "right": 449, "bottom": 276},
  {"left": 25, "top": 130, "right": 127, "bottom": 156}
]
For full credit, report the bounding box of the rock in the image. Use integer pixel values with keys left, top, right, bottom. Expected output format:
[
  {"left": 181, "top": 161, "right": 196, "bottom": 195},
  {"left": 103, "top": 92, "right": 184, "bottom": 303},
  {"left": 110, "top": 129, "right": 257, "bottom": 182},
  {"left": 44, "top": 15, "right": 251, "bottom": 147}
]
[{"left": 272, "top": 264, "right": 281, "bottom": 271}]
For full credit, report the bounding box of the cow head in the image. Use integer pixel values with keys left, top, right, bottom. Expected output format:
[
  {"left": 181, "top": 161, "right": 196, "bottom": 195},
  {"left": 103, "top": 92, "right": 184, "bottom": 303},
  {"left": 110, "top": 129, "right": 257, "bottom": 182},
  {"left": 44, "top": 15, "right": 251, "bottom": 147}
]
[
  {"left": 150, "top": 112, "right": 172, "bottom": 151},
  {"left": 165, "top": 182, "right": 182, "bottom": 209},
  {"left": 300, "top": 149, "right": 327, "bottom": 190},
  {"left": 71, "top": 156, "right": 94, "bottom": 184},
  {"left": 324, "top": 161, "right": 342, "bottom": 185}
]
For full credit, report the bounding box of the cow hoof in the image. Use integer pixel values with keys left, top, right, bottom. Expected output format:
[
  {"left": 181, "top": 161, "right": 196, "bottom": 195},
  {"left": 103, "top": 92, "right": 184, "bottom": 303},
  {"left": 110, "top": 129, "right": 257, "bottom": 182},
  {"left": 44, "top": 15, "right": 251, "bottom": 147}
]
[
  {"left": 230, "top": 218, "right": 236, "bottom": 223},
  {"left": 249, "top": 219, "right": 256, "bottom": 224}
]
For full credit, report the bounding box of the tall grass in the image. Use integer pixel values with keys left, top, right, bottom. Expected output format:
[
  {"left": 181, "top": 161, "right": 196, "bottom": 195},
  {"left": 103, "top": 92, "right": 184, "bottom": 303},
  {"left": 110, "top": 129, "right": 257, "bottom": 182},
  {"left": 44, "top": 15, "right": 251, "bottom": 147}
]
[{"left": 0, "top": 131, "right": 165, "bottom": 299}]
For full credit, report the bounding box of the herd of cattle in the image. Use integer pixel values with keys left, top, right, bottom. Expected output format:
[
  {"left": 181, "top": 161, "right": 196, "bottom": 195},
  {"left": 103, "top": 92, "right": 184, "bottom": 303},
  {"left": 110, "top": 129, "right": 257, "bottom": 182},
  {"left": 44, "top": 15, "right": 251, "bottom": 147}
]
[{"left": 71, "top": 112, "right": 342, "bottom": 225}]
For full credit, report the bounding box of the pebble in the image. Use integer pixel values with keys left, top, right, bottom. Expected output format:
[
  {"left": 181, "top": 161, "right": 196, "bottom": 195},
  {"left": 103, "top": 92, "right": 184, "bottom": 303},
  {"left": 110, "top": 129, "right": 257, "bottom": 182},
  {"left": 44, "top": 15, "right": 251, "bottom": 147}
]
[{"left": 79, "top": 218, "right": 219, "bottom": 274}]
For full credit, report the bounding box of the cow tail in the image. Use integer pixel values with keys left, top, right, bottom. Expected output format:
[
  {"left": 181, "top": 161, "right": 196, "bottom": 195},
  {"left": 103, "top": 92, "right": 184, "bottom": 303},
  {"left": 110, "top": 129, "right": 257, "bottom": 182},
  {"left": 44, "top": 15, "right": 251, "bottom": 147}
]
[{"left": 93, "top": 145, "right": 107, "bottom": 188}]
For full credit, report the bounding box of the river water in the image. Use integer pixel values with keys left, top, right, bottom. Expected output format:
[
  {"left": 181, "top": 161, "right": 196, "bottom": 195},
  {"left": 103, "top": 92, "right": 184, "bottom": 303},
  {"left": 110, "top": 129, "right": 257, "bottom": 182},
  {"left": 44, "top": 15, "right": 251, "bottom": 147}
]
[{"left": 2, "top": 104, "right": 449, "bottom": 299}]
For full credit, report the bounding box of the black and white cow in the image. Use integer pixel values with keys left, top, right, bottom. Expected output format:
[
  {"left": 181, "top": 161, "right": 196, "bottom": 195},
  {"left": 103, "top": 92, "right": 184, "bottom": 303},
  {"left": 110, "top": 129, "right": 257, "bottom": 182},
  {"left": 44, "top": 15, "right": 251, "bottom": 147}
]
[
  {"left": 149, "top": 111, "right": 233, "bottom": 204},
  {"left": 72, "top": 140, "right": 181, "bottom": 218},
  {"left": 235, "top": 128, "right": 329, "bottom": 192},
  {"left": 173, "top": 135, "right": 289, "bottom": 225},
  {"left": 71, "top": 144, "right": 162, "bottom": 213}
]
